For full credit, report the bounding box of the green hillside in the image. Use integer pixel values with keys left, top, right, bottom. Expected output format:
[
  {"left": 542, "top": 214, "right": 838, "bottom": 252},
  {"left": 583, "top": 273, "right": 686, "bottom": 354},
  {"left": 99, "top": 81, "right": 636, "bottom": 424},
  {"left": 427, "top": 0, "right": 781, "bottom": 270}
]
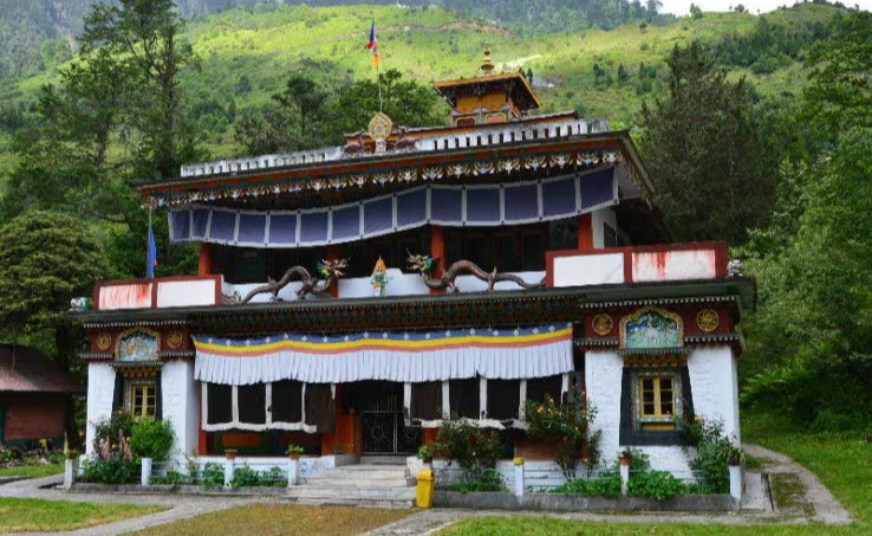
[{"left": 0, "top": 2, "right": 844, "bottom": 173}]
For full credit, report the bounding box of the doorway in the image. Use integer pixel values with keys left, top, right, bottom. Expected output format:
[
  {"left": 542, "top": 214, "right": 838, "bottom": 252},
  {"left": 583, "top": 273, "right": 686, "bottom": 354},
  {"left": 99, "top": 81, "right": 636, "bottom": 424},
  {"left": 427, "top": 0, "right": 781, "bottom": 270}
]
[{"left": 344, "top": 381, "right": 421, "bottom": 455}]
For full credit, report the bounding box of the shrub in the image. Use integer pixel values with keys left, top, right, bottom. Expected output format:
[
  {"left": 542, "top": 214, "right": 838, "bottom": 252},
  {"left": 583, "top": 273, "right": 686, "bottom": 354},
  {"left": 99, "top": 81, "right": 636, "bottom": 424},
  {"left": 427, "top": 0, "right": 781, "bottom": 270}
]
[
  {"left": 130, "top": 419, "right": 175, "bottom": 461},
  {"left": 552, "top": 471, "right": 621, "bottom": 496},
  {"left": 524, "top": 388, "right": 602, "bottom": 478},
  {"left": 438, "top": 414, "right": 503, "bottom": 485},
  {"left": 200, "top": 462, "right": 225, "bottom": 489},
  {"left": 81, "top": 457, "right": 140, "bottom": 484},
  {"left": 450, "top": 469, "right": 504, "bottom": 492},
  {"left": 230, "top": 463, "right": 260, "bottom": 488},
  {"left": 628, "top": 470, "right": 688, "bottom": 501},
  {"left": 685, "top": 419, "right": 734, "bottom": 493}
]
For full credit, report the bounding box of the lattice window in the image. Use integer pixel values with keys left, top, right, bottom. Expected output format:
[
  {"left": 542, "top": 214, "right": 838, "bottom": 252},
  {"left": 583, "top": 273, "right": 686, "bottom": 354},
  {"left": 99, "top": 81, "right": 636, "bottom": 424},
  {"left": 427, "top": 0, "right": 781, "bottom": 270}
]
[{"left": 127, "top": 380, "right": 157, "bottom": 419}]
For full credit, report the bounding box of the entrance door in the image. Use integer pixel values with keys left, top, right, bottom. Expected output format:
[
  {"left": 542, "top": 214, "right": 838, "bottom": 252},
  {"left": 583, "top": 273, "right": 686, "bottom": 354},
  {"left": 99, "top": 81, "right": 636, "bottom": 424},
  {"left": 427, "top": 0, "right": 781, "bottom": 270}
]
[{"left": 348, "top": 381, "right": 421, "bottom": 454}]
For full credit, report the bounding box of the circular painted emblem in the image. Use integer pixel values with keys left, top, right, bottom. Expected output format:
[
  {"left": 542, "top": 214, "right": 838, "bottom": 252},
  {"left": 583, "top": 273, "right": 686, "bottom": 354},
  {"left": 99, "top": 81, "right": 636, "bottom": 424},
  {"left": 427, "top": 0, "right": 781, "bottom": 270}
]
[
  {"left": 368, "top": 112, "right": 393, "bottom": 142},
  {"left": 96, "top": 333, "right": 112, "bottom": 351},
  {"left": 696, "top": 309, "right": 720, "bottom": 332},
  {"left": 592, "top": 314, "right": 614, "bottom": 336},
  {"left": 166, "top": 331, "right": 184, "bottom": 350}
]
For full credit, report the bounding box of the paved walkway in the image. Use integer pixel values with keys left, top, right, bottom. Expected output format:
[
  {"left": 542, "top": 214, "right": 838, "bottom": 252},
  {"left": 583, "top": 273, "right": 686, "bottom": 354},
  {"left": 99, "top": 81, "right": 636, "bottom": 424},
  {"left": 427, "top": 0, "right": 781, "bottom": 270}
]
[{"left": 0, "top": 443, "right": 853, "bottom": 536}]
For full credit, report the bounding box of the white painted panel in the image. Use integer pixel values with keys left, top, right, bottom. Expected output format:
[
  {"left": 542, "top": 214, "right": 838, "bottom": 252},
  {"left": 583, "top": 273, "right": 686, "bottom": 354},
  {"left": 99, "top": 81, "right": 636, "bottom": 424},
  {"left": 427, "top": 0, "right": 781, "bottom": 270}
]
[
  {"left": 688, "top": 346, "right": 740, "bottom": 444},
  {"left": 98, "top": 283, "right": 152, "bottom": 310},
  {"left": 162, "top": 361, "right": 199, "bottom": 464},
  {"left": 632, "top": 250, "right": 717, "bottom": 282},
  {"left": 156, "top": 279, "right": 217, "bottom": 308},
  {"left": 553, "top": 253, "right": 624, "bottom": 287},
  {"left": 85, "top": 363, "right": 117, "bottom": 455},
  {"left": 591, "top": 207, "right": 616, "bottom": 249},
  {"left": 585, "top": 351, "right": 623, "bottom": 467}
]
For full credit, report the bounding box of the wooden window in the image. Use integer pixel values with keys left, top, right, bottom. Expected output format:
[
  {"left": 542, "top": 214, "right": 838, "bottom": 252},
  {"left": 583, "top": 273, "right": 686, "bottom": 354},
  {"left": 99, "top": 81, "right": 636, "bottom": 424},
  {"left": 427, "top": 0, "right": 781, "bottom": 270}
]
[
  {"left": 638, "top": 376, "right": 676, "bottom": 430},
  {"left": 127, "top": 380, "right": 157, "bottom": 419}
]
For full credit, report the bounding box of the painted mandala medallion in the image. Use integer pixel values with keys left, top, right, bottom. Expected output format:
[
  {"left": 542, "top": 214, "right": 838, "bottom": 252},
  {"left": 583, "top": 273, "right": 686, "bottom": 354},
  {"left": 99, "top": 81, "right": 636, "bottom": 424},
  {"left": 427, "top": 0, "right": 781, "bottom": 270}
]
[
  {"left": 368, "top": 112, "right": 393, "bottom": 141},
  {"left": 96, "top": 333, "right": 112, "bottom": 351},
  {"left": 696, "top": 309, "right": 720, "bottom": 332},
  {"left": 592, "top": 314, "right": 613, "bottom": 336}
]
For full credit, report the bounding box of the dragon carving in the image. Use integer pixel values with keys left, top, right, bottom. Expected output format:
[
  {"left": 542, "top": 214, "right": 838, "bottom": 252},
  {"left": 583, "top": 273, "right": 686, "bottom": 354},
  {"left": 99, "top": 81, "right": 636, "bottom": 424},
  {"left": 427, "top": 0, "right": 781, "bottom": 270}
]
[
  {"left": 240, "top": 258, "right": 349, "bottom": 304},
  {"left": 407, "top": 253, "right": 544, "bottom": 292}
]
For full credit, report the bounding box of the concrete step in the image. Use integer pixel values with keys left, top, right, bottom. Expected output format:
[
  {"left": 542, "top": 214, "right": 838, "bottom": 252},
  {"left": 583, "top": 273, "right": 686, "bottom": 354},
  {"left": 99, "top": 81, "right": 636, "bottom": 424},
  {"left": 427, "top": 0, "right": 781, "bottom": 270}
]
[{"left": 285, "top": 463, "right": 416, "bottom": 508}]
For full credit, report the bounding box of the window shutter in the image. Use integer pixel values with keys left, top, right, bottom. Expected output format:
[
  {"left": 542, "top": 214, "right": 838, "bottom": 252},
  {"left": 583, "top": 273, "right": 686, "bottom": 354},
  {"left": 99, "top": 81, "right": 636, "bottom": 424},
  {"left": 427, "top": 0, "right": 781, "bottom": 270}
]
[
  {"left": 112, "top": 373, "right": 124, "bottom": 413},
  {"left": 154, "top": 371, "right": 163, "bottom": 420}
]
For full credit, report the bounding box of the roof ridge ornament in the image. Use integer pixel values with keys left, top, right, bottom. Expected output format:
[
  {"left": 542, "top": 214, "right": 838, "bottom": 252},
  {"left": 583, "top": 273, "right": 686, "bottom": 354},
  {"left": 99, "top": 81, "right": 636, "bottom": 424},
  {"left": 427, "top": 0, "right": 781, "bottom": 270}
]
[{"left": 480, "top": 44, "right": 495, "bottom": 76}]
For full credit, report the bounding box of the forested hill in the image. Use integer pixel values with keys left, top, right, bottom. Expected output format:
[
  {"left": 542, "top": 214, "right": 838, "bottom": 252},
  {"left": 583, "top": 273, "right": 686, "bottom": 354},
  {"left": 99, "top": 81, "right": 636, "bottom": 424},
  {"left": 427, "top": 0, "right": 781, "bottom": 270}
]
[{"left": 1, "top": 0, "right": 670, "bottom": 81}]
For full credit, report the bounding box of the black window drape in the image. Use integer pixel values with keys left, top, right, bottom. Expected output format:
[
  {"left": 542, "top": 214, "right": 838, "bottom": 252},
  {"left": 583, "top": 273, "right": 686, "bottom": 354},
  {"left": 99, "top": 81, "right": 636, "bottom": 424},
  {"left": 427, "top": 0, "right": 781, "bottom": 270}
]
[
  {"left": 487, "top": 379, "right": 520, "bottom": 420},
  {"left": 238, "top": 384, "right": 266, "bottom": 424},
  {"left": 449, "top": 378, "right": 479, "bottom": 419},
  {"left": 304, "top": 384, "right": 335, "bottom": 433},
  {"left": 411, "top": 381, "right": 442, "bottom": 420},
  {"left": 272, "top": 380, "right": 303, "bottom": 423},
  {"left": 207, "top": 383, "right": 233, "bottom": 425}
]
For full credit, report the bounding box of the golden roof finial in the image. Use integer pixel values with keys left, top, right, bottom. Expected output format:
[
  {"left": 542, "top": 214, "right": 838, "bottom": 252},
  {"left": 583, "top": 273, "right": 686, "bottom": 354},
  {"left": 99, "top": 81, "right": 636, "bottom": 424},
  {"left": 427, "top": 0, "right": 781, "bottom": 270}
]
[{"left": 480, "top": 44, "right": 495, "bottom": 75}]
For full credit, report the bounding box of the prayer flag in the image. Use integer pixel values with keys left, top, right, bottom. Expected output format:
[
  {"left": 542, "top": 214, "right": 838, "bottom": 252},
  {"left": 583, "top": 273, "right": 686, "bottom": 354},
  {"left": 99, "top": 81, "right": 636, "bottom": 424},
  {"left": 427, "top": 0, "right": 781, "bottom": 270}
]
[
  {"left": 147, "top": 226, "right": 157, "bottom": 279},
  {"left": 366, "top": 21, "right": 379, "bottom": 66}
]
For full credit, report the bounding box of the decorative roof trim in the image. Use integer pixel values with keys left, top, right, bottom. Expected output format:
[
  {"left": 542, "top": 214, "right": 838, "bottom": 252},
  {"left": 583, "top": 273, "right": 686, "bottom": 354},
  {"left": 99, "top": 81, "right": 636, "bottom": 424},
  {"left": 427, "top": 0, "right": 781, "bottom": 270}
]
[
  {"left": 79, "top": 352, "right": 114, "bottom": 361},
  {"left": 83, "top": 320, "right": 189, "bottom": 329},
  {"left": 578, "top": 296, "right": 737, "bottom": 309},
  {"left": 616, "top": 347, "right": 693, "bottom": 357}
]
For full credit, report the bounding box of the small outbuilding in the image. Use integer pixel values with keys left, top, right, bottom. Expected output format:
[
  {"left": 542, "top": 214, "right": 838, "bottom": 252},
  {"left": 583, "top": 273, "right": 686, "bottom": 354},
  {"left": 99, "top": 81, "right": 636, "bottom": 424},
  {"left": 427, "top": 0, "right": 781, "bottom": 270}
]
[{"left": 0, "top": 344, "right": 83, "bottom": 448}]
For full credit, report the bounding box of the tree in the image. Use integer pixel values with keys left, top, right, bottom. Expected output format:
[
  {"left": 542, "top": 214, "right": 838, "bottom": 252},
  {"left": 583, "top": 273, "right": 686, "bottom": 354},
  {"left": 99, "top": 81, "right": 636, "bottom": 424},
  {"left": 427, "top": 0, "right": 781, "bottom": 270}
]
[
  {"left": 2, "top": 0, "right": 202, "bottom": 279},
  {"left": 689, "top": 3, "right": 704, "bottom": 19},
  {"left": 639, "top": 42, "right": 778, "bottom": 244},
  {"left": 334, "top": 69, "right": 442, "bottom": 134},
  {"left": 0, "top": 211, "right": 110, "bottom": 366}
]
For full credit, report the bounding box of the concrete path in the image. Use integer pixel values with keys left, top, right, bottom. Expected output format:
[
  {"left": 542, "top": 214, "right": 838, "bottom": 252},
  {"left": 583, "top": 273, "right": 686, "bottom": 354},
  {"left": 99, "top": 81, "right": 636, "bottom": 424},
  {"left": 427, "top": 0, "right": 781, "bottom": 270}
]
[{"left": 0, "top": 443, "right": 853, "bottom": 536}]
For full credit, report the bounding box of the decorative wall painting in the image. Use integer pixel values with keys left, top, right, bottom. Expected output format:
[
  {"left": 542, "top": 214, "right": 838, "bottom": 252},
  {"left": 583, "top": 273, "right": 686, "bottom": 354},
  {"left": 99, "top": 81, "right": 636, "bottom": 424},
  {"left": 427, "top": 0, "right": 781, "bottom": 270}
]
[
  {"left": 620, "top": 307, "right": 683, "bottom": 349},
  {"left": 117, "top": 330, "right": 159, "bottom": 362}
]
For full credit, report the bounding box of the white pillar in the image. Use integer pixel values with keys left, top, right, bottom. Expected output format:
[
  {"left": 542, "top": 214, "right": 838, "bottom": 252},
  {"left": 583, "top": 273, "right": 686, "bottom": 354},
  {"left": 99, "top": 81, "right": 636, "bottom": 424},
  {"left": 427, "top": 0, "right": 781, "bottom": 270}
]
[
  {"left": 63, "top": 459, "right": 78, "bottom": 490},
  {"left": 513, "top": 458, "right": 525, "bottom": 497},
  {"left": 287, "top": 459, "right": 300, "bottom": 486},
  {"left": 141, "top": 458, "right": 152, "bottom": 486},
  {"left": 729, "top": 465, "right": 743, "bottom": 501},
  {"left": 620, "top": 463, "right": 630, "bottom": 496},
  {"left": 224, "top": 459, "right": 235, "bottom": 487}
]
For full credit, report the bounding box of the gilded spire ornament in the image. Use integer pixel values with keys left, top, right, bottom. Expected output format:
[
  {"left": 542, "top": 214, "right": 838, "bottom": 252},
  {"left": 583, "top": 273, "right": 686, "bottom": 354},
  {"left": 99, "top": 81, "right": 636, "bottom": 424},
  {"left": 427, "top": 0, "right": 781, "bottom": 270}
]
[{"left": 480, "top": 44, "right": 495, "bottom": 75}]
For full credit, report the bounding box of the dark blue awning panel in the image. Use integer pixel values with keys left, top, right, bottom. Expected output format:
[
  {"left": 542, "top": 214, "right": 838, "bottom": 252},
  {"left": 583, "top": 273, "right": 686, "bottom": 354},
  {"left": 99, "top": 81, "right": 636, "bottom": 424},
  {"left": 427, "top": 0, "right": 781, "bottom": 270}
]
[{"left": 168, "top": 167, "right": 618, "bottom": 248}]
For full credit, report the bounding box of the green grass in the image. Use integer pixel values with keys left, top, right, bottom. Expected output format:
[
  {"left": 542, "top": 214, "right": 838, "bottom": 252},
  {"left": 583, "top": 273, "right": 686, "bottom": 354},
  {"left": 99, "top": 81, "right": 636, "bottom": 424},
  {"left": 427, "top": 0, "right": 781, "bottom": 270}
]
[
  {"left": 0, "top": 463, "right": 64, "bottom": 478},
  {"left": 0, "top": 497, "right": 166, "bottom": 533},
  {"left": 127, "top": 503, "right": 412, "bottom": 536},
  {"left": 436, "top": 413, "right": 871, "bottom": 536}
]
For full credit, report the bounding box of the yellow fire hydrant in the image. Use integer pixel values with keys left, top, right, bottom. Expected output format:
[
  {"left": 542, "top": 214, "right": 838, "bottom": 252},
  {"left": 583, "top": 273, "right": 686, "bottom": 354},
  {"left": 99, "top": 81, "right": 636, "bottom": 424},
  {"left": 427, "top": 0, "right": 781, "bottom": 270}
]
[{"left": 415, "top": 468, "right": 435, "bottom": 508}]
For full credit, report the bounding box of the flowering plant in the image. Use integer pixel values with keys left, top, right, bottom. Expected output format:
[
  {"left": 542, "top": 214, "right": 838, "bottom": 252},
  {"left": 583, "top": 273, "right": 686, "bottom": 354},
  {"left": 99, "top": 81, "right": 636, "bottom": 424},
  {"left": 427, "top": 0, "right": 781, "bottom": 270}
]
[{"left": 523, "top": 388, "right": 602, "bottom": 477}]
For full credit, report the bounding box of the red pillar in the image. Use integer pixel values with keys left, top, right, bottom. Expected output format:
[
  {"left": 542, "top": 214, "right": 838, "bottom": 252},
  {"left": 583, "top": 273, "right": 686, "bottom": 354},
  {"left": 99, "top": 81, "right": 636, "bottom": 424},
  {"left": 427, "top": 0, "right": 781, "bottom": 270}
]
[
  {"left": 429, "top": 225, "right": 445, "bottom": 295},
  {"left": 326, "top": 245, "right": 340, "bottom": 298},
  {"left": 577, "top": 213, "right": 594, "bottom": 250},
  {"left": 198, "top": 243, "right": 213, "bottom": 276}
]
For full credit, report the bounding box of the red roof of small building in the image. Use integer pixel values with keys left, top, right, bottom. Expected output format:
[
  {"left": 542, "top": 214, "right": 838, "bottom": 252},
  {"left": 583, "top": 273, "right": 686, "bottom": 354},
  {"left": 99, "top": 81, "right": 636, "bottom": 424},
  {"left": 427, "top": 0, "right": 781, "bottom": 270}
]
[{"left": 0, "top": 345, "right": 84, "bottom": 394}]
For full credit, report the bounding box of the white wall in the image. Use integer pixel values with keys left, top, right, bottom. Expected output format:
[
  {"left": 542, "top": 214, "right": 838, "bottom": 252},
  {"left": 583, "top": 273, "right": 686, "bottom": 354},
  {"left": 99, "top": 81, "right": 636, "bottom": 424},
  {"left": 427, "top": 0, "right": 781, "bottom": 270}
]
[
  {"left": 85, "top": 363, "right": 117, "bottom": 455},
  {"left": 162, "top": 361, "right": 200, "bottom": 463},
  {"left": 553, "top": 254, "right": 624, "bottom": 287},
  {"left": 585, "top": 351, "right": 624, "bottom": 466},
  {"left": 687, "top": 346, "right": 741, "bottom": 444},
  {"left": 591, "top": 207, "right": 617, "bottom": 249},
  {"left": 156, "top": 280, "right": 217, "bottom": 307}
]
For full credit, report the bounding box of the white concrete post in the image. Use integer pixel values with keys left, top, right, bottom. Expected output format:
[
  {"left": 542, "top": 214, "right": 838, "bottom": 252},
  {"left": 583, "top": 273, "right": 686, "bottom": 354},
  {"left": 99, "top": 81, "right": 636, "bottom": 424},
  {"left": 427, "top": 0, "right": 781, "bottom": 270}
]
[
  {"left": 619, "top": 464, "right": 630, "bottom": 496},
  {"left": 224, "top": 459, "right": 236, "bottom": 487},
  {"left": 729, "top": 464, "right": 743, "bottom": 501},
  {"left": 141, "top": 458, "right": 152, "bottom": 487},
  {"left": 513, "top": 457, "right": 525, "bottom": 498},
  {"left": 287, "top": 459, "right": 300, "bottom": 486},
  {"left": 63, "top": 458, "right": 78, "bottom": 490}
]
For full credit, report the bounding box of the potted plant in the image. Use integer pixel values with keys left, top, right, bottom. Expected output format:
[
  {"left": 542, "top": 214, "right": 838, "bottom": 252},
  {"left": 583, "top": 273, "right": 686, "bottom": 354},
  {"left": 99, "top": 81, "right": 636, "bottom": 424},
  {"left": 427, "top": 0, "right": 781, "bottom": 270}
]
[
  {"left": 417, "top": 444, "right": 438, "bottom": 465},
  {"left": 224, "top": 449, "right": 237, "bottom": 461},
  {"left": 286, "top": 444, "right": 305, "bottom": 460},
  {"left": 726, "top": 445, "right": 744, "bottom": 466},
  {"left": 618, "top": 447, "right": 633, "bottom": 466}
]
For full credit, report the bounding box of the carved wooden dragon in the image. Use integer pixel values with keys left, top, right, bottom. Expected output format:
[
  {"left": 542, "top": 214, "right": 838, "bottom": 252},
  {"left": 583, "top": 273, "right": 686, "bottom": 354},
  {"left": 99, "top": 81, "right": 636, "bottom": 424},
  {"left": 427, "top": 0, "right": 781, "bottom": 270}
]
[
  {"left": 406, "top": 253, "right": 544, "bottom": 292},
  {"left": 240, "top": 258, "right": 349, "bottom": 304}
]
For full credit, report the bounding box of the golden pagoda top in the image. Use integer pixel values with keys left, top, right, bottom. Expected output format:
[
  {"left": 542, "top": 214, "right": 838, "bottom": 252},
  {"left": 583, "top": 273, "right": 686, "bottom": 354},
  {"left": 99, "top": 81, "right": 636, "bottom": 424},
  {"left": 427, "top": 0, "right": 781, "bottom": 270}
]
[{"left": 432, "top": 46, "right": 541, "bottom": 125}]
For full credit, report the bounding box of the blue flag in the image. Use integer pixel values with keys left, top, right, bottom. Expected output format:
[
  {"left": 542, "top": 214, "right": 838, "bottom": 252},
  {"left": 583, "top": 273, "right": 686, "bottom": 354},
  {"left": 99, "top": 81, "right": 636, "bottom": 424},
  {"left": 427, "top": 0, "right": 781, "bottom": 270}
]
[{"left": 147, "top": 226, "right": 157, "bottom": 279}]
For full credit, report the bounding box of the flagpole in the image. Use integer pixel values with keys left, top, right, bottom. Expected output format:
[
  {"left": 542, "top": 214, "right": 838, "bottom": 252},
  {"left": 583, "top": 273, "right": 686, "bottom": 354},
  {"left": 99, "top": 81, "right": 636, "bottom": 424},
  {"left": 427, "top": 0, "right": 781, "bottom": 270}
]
[{"left": 377, "top": 61, "right": 383, "bottom": 113}]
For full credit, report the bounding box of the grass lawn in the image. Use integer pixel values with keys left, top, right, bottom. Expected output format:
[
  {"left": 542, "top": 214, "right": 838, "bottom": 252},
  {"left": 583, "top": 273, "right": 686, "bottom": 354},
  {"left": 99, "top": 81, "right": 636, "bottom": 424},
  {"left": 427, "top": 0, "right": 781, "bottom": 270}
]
[
  {"left": 0, "top": 498, "right": 167, "bottom": 533},
  {"left": 436, "top": 414, "right": 871, "bottom": 536},
  {"left": 0, "top": 463, "right": 64, "bottom": 478},
  {"left": 127, "top": 504, "right": 412, "bottom": 536}
]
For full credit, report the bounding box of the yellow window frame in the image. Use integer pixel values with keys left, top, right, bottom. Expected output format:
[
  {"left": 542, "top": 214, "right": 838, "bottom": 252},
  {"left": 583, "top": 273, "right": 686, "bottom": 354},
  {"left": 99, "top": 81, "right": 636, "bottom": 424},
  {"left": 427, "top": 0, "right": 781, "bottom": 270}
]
[
  {"left": 127, "top": 380, "right": 157, "bottom": 419},
  {"left": 638, "top": 375, "right": 677, "bottom": 430}
]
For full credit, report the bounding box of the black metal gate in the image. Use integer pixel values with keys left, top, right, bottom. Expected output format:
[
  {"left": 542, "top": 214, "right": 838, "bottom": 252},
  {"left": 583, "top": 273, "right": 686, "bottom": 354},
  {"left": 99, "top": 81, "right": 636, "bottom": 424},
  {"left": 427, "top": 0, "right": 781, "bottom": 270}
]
[{"left": 359, "top": 386, "right": 421, "bottom": 454}]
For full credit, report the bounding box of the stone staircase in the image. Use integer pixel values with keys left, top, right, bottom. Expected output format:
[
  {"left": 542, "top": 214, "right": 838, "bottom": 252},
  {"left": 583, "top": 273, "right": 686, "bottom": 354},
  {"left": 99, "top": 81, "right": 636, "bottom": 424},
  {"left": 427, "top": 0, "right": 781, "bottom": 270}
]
[{"left": 285, "top": 464, "right": 416, "bottom": 508}]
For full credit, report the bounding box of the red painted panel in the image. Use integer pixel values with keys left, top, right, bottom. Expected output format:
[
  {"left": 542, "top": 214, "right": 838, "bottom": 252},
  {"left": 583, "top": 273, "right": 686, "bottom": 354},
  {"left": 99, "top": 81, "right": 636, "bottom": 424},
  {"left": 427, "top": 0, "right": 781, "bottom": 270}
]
[{"left": 3, "top": 394, "right": 66, "bottom": 441}]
